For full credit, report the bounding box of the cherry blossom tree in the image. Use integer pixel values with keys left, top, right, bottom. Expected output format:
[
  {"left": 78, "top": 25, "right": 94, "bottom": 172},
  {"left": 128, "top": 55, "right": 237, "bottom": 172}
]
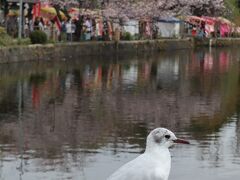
[
  {"left": 103, "top": 0, "right": 226, "bottom": 19},
  {"left": 47, "top": 0, "right": 100, "bottom": 8},
  {"left": 47, "top": 0, "right": 226, "bottom": 19}
]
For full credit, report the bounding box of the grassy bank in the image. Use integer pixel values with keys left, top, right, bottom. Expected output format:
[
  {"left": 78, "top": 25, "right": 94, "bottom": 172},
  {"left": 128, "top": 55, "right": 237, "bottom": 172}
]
[
  {"left": 0, "top": 27, "right": 30, "bottom": 47},
  {"left": 0, "top": 27, "right": 15, "bottom": 46}
]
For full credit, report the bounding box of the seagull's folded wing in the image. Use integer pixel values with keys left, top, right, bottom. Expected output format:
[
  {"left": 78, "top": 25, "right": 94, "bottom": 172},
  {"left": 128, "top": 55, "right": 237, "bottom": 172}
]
[{"left": 107, "top": 154, "right": 166, "bottom": 180}]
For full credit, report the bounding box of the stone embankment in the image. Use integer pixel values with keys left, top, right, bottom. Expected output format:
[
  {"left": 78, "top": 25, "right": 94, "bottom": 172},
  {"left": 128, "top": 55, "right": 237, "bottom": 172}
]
[
  {"left": 0, "top": 38, "right": 240, "bottom": 63},
  {"left": 0, "top": 39, "right": 193, "bottom": 63}
]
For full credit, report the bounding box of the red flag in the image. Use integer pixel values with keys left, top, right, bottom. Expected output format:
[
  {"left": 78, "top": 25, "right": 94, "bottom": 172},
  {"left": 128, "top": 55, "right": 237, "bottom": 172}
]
[
  {"left": 53, "top": 16, "right": 61, "bottom": 31},
  {"left": 33, "top": 1, "right": 41, "bottom": 19}
]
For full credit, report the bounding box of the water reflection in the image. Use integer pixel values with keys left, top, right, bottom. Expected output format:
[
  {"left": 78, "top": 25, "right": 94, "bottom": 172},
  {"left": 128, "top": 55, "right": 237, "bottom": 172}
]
[{"left": 0, "top": 48, "right": 240, "bottom": 179}]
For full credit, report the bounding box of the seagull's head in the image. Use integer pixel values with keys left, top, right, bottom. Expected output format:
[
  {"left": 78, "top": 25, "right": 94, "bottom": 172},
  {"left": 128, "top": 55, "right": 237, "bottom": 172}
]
[{"left": 146, "top": 128, "right": 190, "bottom": 149}]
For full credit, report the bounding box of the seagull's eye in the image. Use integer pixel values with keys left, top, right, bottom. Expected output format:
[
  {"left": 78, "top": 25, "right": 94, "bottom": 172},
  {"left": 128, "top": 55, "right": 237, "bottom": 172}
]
[{"left": 165, "top": 135, "right": 170, "bottom": 139}]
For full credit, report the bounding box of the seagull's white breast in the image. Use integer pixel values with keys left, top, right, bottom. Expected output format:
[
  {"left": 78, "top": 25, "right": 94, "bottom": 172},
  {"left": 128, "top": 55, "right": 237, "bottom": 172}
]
[{"left": 108, "top": 149, "right": 171, "bottom": 180}]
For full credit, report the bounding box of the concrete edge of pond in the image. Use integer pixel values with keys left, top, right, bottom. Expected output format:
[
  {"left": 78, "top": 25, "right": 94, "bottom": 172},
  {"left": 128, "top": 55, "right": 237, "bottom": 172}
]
[{"left": 0, "top": 38, "right": 240, "bottom": 63}]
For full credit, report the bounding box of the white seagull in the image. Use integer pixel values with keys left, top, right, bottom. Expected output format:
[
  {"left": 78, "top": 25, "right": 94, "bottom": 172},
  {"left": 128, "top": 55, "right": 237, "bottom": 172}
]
[{"left": 107, "top": 128, "right": 190, "bottom": 180}]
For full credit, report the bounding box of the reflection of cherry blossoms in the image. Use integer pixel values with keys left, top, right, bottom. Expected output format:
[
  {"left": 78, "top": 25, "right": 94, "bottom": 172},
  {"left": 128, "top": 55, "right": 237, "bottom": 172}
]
[{"left": 48, "top": 0, "right": 226, "bottom": 19}]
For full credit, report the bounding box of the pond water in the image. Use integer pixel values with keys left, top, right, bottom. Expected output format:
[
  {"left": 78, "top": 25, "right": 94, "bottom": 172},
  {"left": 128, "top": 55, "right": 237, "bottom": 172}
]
[{"left": 0, "top": 48, "right": 240, "bottom": 180}]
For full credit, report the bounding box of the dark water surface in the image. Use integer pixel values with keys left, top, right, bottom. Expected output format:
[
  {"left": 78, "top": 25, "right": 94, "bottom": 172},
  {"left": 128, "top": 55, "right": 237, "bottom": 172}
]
[{"left": 0, "top": 48, "right": 240, "bottom": 180}]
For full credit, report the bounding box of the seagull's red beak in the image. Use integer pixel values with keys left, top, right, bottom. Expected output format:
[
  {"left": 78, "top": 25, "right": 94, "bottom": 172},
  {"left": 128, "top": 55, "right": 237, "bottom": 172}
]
[{"left": 173, "top": 139, "right": 190, "bottom": 144}]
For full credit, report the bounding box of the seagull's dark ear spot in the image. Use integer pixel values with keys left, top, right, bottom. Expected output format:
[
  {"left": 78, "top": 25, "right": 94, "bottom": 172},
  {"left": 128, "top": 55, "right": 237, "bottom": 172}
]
[
  {"left": 165, "top": 135, "right": 170, "bottom": 139},
  {"left": 153, "top": 131, "right": 163, "bottom": 143}
]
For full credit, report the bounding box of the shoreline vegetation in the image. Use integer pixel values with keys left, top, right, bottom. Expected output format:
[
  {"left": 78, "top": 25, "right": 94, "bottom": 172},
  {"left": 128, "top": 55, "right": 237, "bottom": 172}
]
[
  {"left": 1, "top": 24, "right": 240, "bottom": 49},
  {"left": 0, "top": 27, "right": 30, "bottom": 46}
]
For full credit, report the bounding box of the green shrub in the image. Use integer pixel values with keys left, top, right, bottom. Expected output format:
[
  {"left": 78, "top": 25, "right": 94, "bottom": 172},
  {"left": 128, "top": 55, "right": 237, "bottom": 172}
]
[
  {"left": 15, "top": 38, "right": 31, "bottom": 45},
  {"left": 0, "top": 26, "right": 14, "bottom": 46},
  {"left": 133, "top": 33, "right": 140, "bottom": 40},
  {"left": 0, "top": 27, "right": 7, "bottom": 35},
  {"left": 29, "top": 30, "right": 47, "bottom": 44},
  {"left": 121, "top": 32, "right": 133, "bottom": 41}
]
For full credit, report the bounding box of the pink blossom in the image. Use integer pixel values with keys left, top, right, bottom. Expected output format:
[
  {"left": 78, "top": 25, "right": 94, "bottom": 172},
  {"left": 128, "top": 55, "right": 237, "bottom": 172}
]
[{"left": 47, "top": 0, "right": 226, "bottom": 19}]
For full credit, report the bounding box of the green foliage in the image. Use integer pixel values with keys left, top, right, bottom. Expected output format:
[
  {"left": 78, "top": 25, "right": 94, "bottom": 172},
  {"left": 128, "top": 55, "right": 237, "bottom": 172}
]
[
  {"left": 29, "top": 30, "right": 48, "bottom": 44},
  {"left": 121, "top": 32, "right": 133, "bottom": 40},
  {"left": 224, "top": 0, "right": 240, "bottom": 25},
  {"left": 0, "top": 27, "right": 6, "bottom": 34},
  {"left": 0, "top": 26, "right": 15, "bottom": 46},
  {"left": 47, "top": 39, "right": 57, "bottom": 44},
  {"left": 15, "top": 38, "right": 31, "bottom": 45},
  {"left": 121, "top": 32, "right": 140, "bottom": 41},
  {"left": 133, "top": 33, "right": 140, "bottom": 40}
]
